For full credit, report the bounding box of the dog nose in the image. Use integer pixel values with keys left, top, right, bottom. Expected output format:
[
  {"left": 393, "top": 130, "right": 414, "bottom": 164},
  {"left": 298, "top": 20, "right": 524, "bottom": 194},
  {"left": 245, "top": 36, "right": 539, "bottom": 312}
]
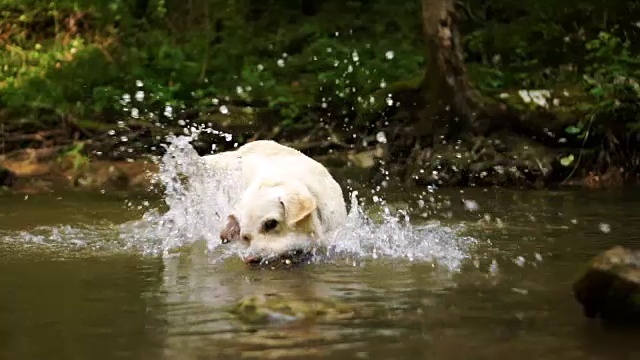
[{"left": 241, "top": 234, "right": 252, "bottom": 243}]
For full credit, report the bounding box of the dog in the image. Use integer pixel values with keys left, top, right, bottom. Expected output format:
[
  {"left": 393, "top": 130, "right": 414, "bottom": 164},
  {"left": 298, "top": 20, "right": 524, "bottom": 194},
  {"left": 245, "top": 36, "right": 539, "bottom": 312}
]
[{"left": 201, "top": 140, "right": 348, "bottom": 267}]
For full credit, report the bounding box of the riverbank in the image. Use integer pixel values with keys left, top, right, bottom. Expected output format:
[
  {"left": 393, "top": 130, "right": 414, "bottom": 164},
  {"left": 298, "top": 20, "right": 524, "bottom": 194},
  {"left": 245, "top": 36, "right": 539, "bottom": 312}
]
[
  {"left": 2, "top": 0, "right": 638, "bottom": 195},
  {"left": 1, "top": 86, "right": 636, "bottom": 195}
]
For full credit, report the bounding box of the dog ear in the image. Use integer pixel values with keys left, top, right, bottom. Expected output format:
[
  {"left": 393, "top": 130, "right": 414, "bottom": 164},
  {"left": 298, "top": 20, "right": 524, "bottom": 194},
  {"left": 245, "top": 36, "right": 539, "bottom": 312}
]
[
  {"left": 220, "top": 214, "right": 240, "bottom": 244},
  {"left": 279, "top": 186, "right": 317, "bottom": 227}
]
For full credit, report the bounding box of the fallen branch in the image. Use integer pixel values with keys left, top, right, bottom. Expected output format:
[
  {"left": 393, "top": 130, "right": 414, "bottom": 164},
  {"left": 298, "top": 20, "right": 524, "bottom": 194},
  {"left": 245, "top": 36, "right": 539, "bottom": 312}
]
[
  {"left": 0, "top": 130, "right": 67, "bottom": 143},
  {"left": 1, "top": 145, "right": 67, "bottom": 163}
]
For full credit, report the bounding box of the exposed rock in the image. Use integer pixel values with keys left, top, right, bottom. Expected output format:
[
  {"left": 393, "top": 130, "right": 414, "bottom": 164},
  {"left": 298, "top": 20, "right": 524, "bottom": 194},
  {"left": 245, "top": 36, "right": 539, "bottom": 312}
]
[
  {"left": 573, "top": 246, "right": 640, "bottom": 324},
  {"left": 406, "top": 133, "right": 560, "bottom": 188},
  {"left": 313, "top": 145, "right": 387, "bottom": 170},
  {"left": 348, "top": 146, "right": 387, "bottom": 169},
  {"left": 1, "top": 145, "right": 158, "bottom": 193},
  {"left": 72, "top": 160, "right": 158, "bottom": 191},
  {"left": 348, "top": 150, "right": 376, "bottom": 169},
  {"left": 0, "top": 148, "right": 58, "bottom": 178}
]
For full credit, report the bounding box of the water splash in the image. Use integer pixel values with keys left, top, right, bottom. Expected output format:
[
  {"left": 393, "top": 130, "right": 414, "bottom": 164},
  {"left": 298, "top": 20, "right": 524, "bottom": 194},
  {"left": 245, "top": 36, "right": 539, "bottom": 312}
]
[
  {"left": 117, "top": 127, "right": 242, "bottom": 257},
  {"left": 112, "top": 126, "right": 478, "bottom": 271},
  {"left": 0, "top": 222, "right": 129, "bottom": 261},
  {"left": 1, "top": 125, "right": 478, "bottom": 272},
  {"left": 315, "top": 191, "right": 477, "bottom": 270}
]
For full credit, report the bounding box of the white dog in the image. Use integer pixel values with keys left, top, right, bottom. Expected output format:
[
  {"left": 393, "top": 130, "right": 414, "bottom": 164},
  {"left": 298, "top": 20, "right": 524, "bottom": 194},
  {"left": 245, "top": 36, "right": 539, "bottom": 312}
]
[{"left": 201, "top": 140, "right": 347, "bottom": 266}]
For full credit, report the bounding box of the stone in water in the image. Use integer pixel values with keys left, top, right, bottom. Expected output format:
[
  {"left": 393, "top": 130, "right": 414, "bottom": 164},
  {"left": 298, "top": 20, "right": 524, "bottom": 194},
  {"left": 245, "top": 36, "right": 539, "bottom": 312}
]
[{"left": 573, "top": 245, "right": 640, "bottom": 324}]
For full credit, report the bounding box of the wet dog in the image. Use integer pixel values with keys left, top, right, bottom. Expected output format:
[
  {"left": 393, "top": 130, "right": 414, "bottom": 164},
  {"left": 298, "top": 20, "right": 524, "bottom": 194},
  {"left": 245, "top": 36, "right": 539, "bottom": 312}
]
[{"left": 202, "top": 140, "right": 347, "bottom": 267}]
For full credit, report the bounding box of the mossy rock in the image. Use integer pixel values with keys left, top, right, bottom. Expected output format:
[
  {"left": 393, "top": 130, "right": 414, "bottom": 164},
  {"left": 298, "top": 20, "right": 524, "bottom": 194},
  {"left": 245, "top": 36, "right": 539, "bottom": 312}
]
[
  {"left": 408, "top": 133, "right": 557, "bottom": 187},
  {"left": 573, "top": 246, "right": 640, "bottom": 324},
  {"left": 72, "top": 160, "right": 157, "bottom": 190},
  {"left": 229, "top": 293, "right": 357, "bottom": 325}
]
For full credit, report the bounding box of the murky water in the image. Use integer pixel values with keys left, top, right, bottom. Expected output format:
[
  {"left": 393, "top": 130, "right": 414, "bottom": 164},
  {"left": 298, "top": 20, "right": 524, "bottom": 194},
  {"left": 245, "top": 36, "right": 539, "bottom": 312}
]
[{"left": 2, "top": 134, "right": 640, "bottom": 359}]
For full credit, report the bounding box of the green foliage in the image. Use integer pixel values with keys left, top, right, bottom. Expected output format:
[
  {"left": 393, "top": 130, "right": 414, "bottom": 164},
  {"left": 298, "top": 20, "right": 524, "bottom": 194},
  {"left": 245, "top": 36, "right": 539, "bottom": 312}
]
[
  {"left": 583, "top": 31, "right": 640, "bottom": 122},
  {"left": 560, "top": 154, "right": 575, "bottom": 167},
  {"left": 0, "top": 0, "right": 424, "bottom": 130},
  {"left": 560, "top": 30, "right": 640, "bottom": 142},
  {"left": 463, "top": 0, "right": 640, "bottom": 93},
  {"left": 58, "top": 141, "right": 89, "bottom": 172},
  {"left": 0, "top": 0, "right": 638, "bottom": 140},
  {"left": 458, "top": 0, "right": 639, "bottom": 159}
]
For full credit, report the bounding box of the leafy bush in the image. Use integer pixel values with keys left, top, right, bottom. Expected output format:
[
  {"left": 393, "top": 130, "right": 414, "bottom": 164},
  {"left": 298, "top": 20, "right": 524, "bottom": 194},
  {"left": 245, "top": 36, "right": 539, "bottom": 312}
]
[
  {"left": 563, "top": 31, "right": 640, "bottom": 140},
  {"left": 0, "top": 0, "right": 638, "bottom": 140},
  {"left": 0, "top": 0, "right": 424, "bottom": 131}
]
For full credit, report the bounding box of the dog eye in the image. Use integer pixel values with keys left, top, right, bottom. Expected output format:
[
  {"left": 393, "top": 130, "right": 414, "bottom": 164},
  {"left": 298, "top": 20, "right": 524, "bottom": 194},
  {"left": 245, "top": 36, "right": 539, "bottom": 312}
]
[{"left": 262, "top": 219, "right": 279, "bottom": 232}]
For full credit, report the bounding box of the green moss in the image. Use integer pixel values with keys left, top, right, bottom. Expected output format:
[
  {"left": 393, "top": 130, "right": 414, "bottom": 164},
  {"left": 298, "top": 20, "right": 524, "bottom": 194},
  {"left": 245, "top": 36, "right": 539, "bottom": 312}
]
[{"left": 229, "top": 294, "right": 356, "bottom": 325}]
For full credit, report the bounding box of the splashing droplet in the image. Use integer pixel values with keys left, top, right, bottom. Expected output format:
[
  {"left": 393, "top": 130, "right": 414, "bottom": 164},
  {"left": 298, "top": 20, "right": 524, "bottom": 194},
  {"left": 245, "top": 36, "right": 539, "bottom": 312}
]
[
  {"left": 352, "top": 51, "right": 360, "bottom": 62},
  {"left": 120, "top": 94, "right": 131, "bottom": 105},
  {"left": 163, "top": 105, "right": 173, "bottom": 118},
  {"left": 462, "top": 199, "right": 479, "bottom": 211},
  {"left": 489, "top": 259, "right": 499, "bottom": 275}
]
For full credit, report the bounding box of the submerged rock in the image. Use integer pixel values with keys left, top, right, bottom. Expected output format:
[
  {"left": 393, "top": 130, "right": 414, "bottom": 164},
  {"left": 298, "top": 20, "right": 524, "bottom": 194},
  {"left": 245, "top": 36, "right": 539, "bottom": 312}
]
[
  {"left": 573, "top": 246, "right": 640, "bottom": 323},
  {"left": 229, "top": 293, "right": 357, "bottom": 325},
  {"left": 0, "top": 166, "right": 17, "bottom": 187}
]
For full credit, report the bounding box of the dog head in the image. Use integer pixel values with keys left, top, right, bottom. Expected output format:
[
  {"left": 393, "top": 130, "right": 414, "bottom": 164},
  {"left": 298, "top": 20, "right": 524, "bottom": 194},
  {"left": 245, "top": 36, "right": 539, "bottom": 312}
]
[{"left": 219, "top": 179, "right": 320, "bottom": 266}]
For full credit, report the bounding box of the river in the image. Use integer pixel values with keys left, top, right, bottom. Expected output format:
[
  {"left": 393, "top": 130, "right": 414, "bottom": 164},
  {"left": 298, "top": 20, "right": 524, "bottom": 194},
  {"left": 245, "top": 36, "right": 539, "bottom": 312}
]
[{"left": 1, "top": 184, "right": 639, "bottom": 360}]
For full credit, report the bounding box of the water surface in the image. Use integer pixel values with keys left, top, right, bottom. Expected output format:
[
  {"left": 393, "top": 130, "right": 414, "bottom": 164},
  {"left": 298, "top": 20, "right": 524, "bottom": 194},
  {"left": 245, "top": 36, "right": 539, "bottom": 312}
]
[{"left": 1, "top": 187, "right": 639, "bottom": 360}]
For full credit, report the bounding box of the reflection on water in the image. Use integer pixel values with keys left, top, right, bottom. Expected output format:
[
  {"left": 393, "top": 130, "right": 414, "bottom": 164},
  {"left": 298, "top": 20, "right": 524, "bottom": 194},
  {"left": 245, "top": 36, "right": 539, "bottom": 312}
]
[{"left": 2, "top": 188, "right": 640, "bottom": 359}]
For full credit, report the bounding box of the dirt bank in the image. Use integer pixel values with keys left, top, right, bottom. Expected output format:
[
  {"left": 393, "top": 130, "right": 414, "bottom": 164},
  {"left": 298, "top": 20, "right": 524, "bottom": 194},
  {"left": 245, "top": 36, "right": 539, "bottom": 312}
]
[{"left": 1, "top": 88, "right": 637, "bottom": 194}]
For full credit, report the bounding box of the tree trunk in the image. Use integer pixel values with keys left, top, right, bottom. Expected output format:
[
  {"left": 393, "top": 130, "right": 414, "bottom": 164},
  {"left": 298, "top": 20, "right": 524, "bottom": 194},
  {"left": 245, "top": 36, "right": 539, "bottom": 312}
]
[
  {"left": 131, "top": 0, "right": 150, "bottom": 20},
  {"left": 420, "top": 0, "right": 481, "bottom": 139}
]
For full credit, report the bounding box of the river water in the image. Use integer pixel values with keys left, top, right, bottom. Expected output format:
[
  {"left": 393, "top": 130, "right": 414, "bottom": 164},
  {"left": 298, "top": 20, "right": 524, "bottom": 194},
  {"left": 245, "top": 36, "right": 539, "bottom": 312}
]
[{"left": 1, "top": 135, "right": 640, "bottom": 359}]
